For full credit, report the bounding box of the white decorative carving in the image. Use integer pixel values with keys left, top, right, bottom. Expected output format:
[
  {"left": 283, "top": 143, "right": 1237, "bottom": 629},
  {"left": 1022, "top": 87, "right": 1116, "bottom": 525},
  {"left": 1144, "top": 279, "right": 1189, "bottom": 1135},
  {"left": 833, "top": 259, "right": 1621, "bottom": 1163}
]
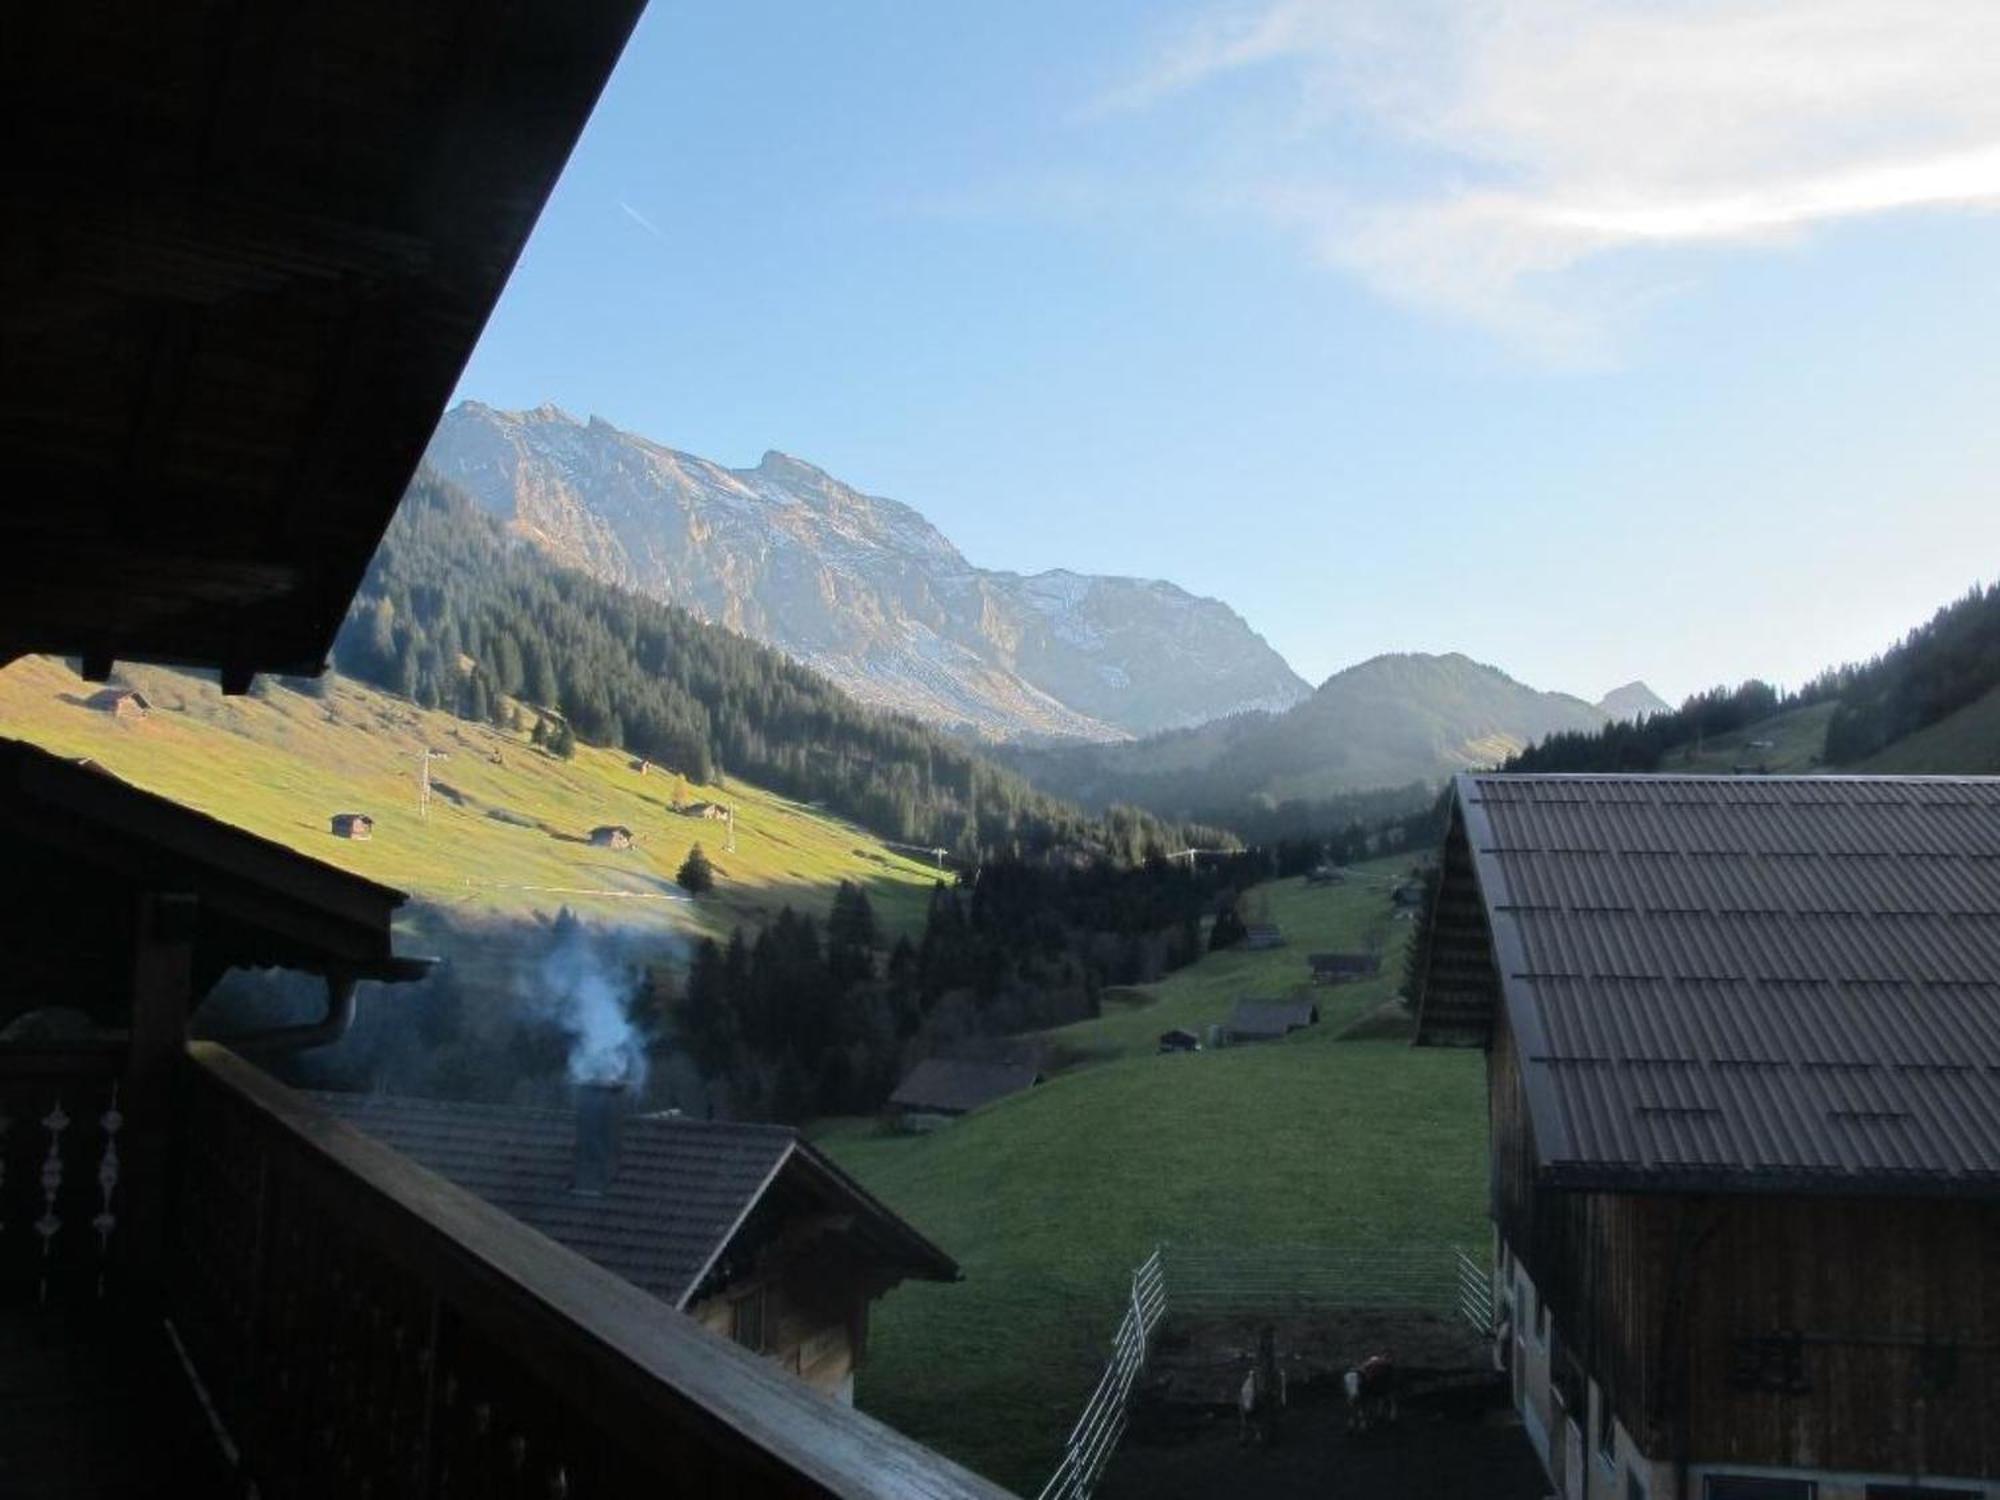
[
  {"left": 94, "top": 1085, "right": 122, "bottom": 1296},
  {"left": 36, "top": 1098, "right": 69, "bottom": 1304}
]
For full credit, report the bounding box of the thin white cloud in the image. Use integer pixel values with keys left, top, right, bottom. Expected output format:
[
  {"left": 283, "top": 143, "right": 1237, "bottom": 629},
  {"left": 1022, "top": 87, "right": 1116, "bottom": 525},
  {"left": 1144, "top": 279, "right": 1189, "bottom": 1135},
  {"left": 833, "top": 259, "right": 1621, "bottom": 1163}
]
[
  {"left": 1105, "top": 1, "right": 2000, "bottom": 355},
  {"left": 618, "top": 200, "right": 670, "bottom": 244}
]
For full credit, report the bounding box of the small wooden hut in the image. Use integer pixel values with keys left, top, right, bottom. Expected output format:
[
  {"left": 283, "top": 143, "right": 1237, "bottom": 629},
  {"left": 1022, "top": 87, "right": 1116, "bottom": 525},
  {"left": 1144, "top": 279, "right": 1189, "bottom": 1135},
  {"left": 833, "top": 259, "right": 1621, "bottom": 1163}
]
[
  {"left": 85, "top": 687, "right": 151, "bottom": 719},
  {"left": 329, "top": 812, "right": 374, "bottom": 840},
  {"left": 588, "top": 824, "right": 634, "bottom": 849}
]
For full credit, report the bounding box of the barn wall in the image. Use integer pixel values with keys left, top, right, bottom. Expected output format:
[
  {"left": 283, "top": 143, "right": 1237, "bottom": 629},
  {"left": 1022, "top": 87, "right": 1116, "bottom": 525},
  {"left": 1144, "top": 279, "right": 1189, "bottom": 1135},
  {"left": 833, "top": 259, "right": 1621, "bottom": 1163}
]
[
  {"left": 1497, "top": 998, "right": 2000, "bottom": 1485},
  {"left": 1681, "top": 1193, "right": 2000, "bottom": 1480},
  {"left": 1493, "top": 1010, "right": 1675, "bottom": 1456}
]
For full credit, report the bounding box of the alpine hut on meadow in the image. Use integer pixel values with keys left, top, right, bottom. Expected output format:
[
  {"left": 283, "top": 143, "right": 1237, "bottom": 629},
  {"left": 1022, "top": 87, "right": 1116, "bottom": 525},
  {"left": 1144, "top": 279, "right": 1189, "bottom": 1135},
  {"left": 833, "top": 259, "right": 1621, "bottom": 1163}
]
[
  {"left": 84, "top": 687, "right": 150, "bottom": 719},
  {"left": 589, "top": 824, "right": 634, "bottom": 849},
  {"left": 328, "top": 812, "right": 374, "bottom": 840},
  {"left": 316, "top": 1089, "right": 959, "bottom": 1404},
  {"left": 1226, "top": 997, "right": 1319, "bottom": 1043},
  {"left": 1416, "top": 772, "right": 2000, "bottom": 1500},
  {"left": 1309, "top": 951, "right": 1382, "bottom": 984},
  {"left": 887, "top": 1058, "right": 1042, "bottom": 1126}
]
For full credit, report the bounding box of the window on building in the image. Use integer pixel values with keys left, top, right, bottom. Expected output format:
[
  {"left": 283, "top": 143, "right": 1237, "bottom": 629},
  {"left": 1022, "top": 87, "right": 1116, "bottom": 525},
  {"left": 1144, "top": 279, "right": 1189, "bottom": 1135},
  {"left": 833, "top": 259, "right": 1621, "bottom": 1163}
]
[
  {"left": 730, "top": 1286, "right": 767, "bottom": 1354},
  {"left": 1704, "top": 1478, "right": 1816, "bottom": 1500},
  {"left": 1596, "top": 1383, "right": 1617, "bottom": 1463}
]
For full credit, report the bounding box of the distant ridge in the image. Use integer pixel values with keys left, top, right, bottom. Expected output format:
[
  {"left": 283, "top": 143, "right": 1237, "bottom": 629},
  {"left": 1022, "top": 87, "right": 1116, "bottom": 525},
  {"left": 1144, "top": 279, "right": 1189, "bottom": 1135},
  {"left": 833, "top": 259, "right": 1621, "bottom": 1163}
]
[
  {"left": 1001, "top": 650, "right": 1613, "bottom": 821},
  {"left": 1596, "top": 681, "right": 1670, "bottom": 721},
  {"left": 423, "top": 403, "right": 1311, "bottom": 741}
]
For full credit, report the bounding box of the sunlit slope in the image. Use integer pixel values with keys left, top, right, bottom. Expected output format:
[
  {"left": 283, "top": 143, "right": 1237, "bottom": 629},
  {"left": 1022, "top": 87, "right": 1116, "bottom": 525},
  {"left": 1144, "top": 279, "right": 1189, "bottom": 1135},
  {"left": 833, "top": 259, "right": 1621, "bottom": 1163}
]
[
  {"left": 0, "top": 656, "right": 942, "bottom": 939},
  {"left": 820, "top": 868, "right": 1485, "bottom": 1492}
]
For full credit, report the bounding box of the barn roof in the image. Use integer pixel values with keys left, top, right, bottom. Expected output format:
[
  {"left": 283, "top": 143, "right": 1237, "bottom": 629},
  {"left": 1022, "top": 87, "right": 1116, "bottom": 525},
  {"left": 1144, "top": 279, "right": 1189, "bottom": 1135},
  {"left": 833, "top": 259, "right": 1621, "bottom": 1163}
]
[
  {"left": 1228, "top": 998, "right": 1319, "bottom": 1038},
  {"left": 1, "top": 0, "right": 644, "bottom": 684},
  {"left": 84, "top": 687, "right": 148, "bottom": 711},
  {"left": 314, "top": 1092, "right": 959, "bottom": 1308},
  {"left": 1422, "top": 773, "right": 2000, "bottom": 1197},
  {"left": 888, "top": 1058, "right": 1041, "bottom": 1116},
  {"left": 1309, "top": 951, "right": 1380, "bottom": 973}
]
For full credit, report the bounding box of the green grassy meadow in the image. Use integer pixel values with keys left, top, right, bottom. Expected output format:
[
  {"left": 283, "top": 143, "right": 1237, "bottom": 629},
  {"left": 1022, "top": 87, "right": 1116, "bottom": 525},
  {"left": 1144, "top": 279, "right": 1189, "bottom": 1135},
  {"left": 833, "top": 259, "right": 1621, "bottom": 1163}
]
[
  {"left": 1861, "top": 682, "right": 2000, "bottom": 774},
  {"left": 821, "top": 866, "right": 1489, "bottom": 1493},
  {"left": 1658, "top": 698, "right": 1836, "bottom": 774},
  {"left": 0, "top": 656, "right": 944, "bottom": 944}
]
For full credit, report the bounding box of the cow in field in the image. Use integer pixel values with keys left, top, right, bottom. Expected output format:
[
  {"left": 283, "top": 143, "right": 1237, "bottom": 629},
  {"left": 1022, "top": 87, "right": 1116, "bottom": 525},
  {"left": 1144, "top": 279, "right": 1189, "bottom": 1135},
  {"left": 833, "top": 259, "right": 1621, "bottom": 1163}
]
[{"left": 1343, "top": 1353, "right": 1397, "bottom": 1433}]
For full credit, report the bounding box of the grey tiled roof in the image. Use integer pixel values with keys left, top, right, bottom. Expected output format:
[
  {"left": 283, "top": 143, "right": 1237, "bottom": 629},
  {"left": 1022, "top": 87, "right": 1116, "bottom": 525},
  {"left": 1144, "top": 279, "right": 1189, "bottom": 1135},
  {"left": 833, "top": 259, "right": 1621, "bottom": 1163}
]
[
  {"left": 313, "top": 1092, "right": 956, "bottom": 1305},
  {"left": 887, "top": 1058, "right": 1040, "bottom": 1115},
  {"left": 1227, "top": 998, "right": 1319, "bottom": 1038},
  {"left": 1455, "top": 773, "right": 2000, "bottom": 1194}
]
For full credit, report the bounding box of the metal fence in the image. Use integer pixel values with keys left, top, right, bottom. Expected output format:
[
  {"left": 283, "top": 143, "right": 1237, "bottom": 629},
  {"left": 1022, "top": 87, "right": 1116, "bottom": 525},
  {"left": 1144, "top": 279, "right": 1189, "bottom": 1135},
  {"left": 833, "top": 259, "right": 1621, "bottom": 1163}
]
[
  {"left": 1162, "top": 1243, "right": 1480, "bottom": 1319},
  {"left": 1034, "top": 1248, "right": 1166, "bottom": 1500},
  {"left": 1034, "top": 1243, "right": 1492, "bottom": 1500}
]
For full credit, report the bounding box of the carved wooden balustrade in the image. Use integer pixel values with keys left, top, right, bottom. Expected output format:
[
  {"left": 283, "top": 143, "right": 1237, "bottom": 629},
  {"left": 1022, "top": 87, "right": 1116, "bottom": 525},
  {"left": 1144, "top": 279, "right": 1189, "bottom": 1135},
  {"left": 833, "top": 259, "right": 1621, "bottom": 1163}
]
[
  {"left": 165, "top": 1044, "right": 1014, "bottom": 1500},
  {"left": 0, "top": 1043, "right": 130, "bottom": 1313}
]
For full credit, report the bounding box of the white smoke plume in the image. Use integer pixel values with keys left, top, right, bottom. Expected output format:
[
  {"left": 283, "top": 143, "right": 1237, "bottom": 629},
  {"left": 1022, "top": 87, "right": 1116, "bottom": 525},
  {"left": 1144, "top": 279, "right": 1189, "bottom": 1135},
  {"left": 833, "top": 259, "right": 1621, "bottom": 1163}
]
[{"left": 532, "top": 920, "right": 649, "bottom": 1089}]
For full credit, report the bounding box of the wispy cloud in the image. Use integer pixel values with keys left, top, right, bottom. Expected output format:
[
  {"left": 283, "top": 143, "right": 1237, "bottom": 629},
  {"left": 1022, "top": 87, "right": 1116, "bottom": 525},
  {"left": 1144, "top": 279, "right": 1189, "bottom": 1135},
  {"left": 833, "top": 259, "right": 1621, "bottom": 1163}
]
[
  {"left": 618, "top": 199, "right": 670, "bottom": 244},
  {"left": 1103, "top": 1, "right": 2000, "bottom": 357}
]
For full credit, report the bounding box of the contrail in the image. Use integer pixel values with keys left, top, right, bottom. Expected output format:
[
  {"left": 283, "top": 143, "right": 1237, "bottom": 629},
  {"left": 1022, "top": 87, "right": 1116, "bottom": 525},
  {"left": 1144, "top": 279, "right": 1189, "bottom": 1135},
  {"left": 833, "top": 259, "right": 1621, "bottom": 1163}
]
[{"left": 618, "top": 199, "right": 669, "bottom": 244}]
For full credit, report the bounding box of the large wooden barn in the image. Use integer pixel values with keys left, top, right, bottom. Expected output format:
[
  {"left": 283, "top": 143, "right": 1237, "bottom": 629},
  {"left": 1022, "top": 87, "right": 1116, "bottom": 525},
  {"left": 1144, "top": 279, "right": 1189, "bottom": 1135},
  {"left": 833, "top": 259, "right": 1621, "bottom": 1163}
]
[
  {"left": 316, "top": 1090, "right": 960, "bottom": 1404},
  {"left": 1417, "top": 773, "right": 2000, "bottom": 1500}
]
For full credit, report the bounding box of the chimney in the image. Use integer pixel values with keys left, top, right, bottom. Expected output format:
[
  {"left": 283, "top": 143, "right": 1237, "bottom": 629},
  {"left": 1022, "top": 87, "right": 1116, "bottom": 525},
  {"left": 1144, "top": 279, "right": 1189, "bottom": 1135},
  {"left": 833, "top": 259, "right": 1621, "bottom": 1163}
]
[{"left": 573, "top": 1080, "right": 627, "bottom": 1195}]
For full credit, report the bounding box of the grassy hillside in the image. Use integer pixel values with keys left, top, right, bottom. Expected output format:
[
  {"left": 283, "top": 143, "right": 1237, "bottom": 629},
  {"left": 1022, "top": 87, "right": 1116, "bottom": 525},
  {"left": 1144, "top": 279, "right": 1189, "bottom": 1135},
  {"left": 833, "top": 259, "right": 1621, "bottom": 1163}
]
[
  {"left": 1860, "top": 682, "right": 2000, "bottom": 775},
  {"left": 1656, "top": 699, "right": 1836, "bottom": 775},
  {"left": 820, "top": 863, "right": 1486, "bottom": 1493},
  {"left": 0, "top": 656, "right": 944, "bottom": 942}
]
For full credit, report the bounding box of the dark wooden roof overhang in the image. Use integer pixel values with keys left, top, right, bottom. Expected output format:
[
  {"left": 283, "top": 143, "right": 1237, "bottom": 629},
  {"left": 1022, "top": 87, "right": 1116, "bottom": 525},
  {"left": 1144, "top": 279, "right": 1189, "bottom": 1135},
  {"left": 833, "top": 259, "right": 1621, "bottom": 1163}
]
[
  {"left": 0, "top": 0, "right": 646, "bottom": 685},
  {"left": 0, "top": 738, "right": 418, "bottom": 1003}
]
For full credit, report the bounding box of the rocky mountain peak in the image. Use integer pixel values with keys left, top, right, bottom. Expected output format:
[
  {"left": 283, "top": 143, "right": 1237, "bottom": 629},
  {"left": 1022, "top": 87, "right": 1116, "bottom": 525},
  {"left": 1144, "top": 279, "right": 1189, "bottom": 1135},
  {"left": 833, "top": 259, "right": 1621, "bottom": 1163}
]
[{"left": 424, "top": 402, "right": 1312, "bottom": 741}]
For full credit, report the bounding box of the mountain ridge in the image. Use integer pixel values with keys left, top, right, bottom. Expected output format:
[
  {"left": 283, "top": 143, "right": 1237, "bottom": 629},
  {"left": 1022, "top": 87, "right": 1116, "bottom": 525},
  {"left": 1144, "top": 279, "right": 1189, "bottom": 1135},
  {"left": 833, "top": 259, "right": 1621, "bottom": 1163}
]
[
  {"left": 424, "top": 403, "right": 1312, "bottom": 742},
  {"left": 999, "top": 649, "right": 1618, "bottom": 825}
]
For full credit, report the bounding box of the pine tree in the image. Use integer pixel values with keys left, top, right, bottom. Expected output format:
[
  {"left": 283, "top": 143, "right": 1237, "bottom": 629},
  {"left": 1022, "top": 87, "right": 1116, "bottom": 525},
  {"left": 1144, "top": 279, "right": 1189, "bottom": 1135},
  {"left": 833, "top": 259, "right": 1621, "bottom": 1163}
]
[{"left": 677, "top": 842, "right": 715, "bottom": 895}]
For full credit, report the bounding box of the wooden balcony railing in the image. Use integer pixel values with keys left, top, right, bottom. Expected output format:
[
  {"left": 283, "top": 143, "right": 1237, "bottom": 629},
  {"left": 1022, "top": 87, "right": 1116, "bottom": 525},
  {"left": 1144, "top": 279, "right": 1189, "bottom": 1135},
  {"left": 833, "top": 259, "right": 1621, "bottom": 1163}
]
[{"left": 165, "top": 1043, "right": 1015, "bottom": 1500}]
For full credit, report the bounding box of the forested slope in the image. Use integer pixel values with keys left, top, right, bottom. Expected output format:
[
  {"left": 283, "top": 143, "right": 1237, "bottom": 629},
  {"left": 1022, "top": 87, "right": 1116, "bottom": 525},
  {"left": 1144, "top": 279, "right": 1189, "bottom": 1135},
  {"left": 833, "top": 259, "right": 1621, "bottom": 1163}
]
[{"left": 336, "top": 474, "right": 1218, "bottom": 862}]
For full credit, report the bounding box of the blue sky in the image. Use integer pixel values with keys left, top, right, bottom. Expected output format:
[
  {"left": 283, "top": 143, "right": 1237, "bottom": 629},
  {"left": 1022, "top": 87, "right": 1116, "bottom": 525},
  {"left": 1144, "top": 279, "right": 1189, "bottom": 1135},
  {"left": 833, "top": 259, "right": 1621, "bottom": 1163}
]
[{"left": 456, "top": 0, "right": 2000, "bottom": 704}]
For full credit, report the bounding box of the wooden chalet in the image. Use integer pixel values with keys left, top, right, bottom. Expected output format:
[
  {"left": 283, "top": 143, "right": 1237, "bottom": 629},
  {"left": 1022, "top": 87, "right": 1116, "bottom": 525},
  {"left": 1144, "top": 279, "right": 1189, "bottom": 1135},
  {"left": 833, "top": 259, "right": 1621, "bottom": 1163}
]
[
  {"left": 0, "top": 3, "right": 1011, "bottom": 1494},
  {"left": 329, "top": 811, "right": 375, "bottom": 840},
  {"left": 1226, "top": 997, "right": 1319, "bottom": 1042},
  {"left": 1417, "top": 773, "right": 2000, "bottom": 1500},
  {"left": 589, "top": 823, "right": 634, "bottom": 849},
  {"left": 887, "top": 1058, "right": 1042, "bottom": 1124},
  {"left": 315, "top": 1091, "right": 959, "bottom": 1405},
  {"left": 1308, "top": 950, "right": 1381, "bottom": 984}
]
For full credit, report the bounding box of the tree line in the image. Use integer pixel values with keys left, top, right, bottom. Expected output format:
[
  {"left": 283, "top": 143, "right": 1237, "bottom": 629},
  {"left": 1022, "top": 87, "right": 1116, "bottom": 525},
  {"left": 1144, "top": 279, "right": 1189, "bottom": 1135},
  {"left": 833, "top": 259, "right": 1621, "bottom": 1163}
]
[
  {"left": 671, "top": 852, "right": 1271, "bottom": 1122},
  {"left": 335, "top": 473, "right": 1229, "bottom": 863}
]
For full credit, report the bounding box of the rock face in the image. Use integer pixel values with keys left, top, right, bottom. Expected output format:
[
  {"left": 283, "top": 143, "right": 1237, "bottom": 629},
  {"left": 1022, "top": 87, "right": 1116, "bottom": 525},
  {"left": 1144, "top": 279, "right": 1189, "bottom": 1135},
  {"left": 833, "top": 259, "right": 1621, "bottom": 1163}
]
[{"left": 424, "top": 403, "right": 1310, "bottom": 740}]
